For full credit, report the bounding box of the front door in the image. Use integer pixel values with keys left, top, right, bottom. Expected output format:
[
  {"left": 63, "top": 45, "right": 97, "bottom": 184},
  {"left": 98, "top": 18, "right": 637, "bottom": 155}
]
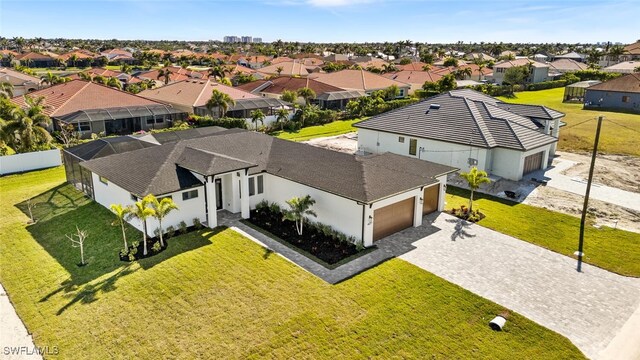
[{"left": 215, "top": 178, "right": 223, "bottom": 210}]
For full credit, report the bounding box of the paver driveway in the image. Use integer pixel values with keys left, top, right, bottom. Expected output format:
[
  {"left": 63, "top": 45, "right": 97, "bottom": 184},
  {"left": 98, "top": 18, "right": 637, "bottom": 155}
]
[{"left": 400, "top": 213, "right": 640, "bottom": 360}]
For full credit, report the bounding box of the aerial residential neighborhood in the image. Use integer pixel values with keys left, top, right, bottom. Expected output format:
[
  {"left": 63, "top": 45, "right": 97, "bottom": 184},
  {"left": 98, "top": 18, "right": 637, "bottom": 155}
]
[{"left": 0, "top": 1, "right": 639, "bottom": 359}]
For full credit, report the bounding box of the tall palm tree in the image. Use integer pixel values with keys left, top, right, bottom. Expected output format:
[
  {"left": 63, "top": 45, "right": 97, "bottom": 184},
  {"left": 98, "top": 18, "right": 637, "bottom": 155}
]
[
  {"left": 127, "top": 196, "right": 156, "bottom": 256},
  {"left": 249, "top": 109, "right": 265, "bottom": 131},
  {"left": 282, "top": 195, "right": 317, "bottom": 236},
  {"left": 157, "top": 67, "right": 173, "bottom": 85},
  {"left": 207, "top": 65, "right": 226, "bottom": 80},
  {"left": 110, "top": 204, "right": 131, "bottom": 250},
  {"left": 459, "top": 167, "right": 491, "bottom": 213},
  {"left": 206, "top": 89, "right": 235, "bottom": 118},
  {"left": 3, "top": 95, "right": 52, "bottom": 153},
  {"left": 0, "top": 81, "right": 13, "bottom": 99},
  {"left": 607, "top": 45, "right": 626, "bottom": 66},
  {"left": 148, "top": 195, "right": 178, "bottom": 247},
  {"left": 275, "top": 107, "right": 289, "bottom": 130},
  {"left": 296, "top": 87, "right": 316, "bottom": 106},
  {"left": 41, "top": 72, "right": 60, "bottom": 86},
  {"left": 69, "top": 54, "right": 79, "bottom": 68}
]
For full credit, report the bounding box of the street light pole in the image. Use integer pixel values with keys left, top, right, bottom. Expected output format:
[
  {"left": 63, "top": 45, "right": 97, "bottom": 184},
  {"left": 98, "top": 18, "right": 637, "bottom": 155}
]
[{"left": 577, "top": 115, "right": 603, "bottom": 273}]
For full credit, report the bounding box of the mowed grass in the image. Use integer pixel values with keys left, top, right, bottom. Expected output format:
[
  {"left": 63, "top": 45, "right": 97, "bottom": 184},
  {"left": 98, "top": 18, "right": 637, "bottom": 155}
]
[
  {"left": 498, "top": 88, "right": 640, "bottom": 156},
  {"left": 446, "top": 186, "right": 640, "bottom": 277},
  {"left": 276, "top": 119, "right": 362, "bottom": 141},
  {"left": 0, "top": 167, "right": 585, "bottom": 359}
]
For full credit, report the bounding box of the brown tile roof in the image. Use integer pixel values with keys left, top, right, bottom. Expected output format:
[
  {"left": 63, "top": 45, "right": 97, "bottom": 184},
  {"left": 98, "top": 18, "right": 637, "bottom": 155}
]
[
  {"left": 137, "top": 67, "right": 194, "bottom": 83},
  {"left": 66, "top": 67, "right": 126, "bottom": 80},
  {"left": 10, "top": 80, "right": 162, "bottom": 117},
  {"left": 623, "top": 40, "right": 640, "bottom": 55},
  {"left": 101, "top": 48, "right": 132, "bottom": 56},
  {"left": 549, "top": 59, "right": 588, "bottom": 72},
  {"left": 15, "top": 52, "right": 55, "bottom": 61},
  {"left": 586, "top": 73, "right": 640, "bottom": 93},
  {"left": 138, "top": 79, "right": 259, "bottom": 108},
  {"left": 0, "top": 67, "right": 41, "bottom": 85},
  {"left": 0, "top": 49, "right": 19, "bottom": 57},
  {"left": 236, "top": 76, "right": 344, "bottom": 95},
  {"left": 399, "top": 62, "right": 431, "bottom": 71},
  {"left": 59, "top": 50, "right": 97, "bottom": 61},
  {"left": 382, "top": 70, "right": 443, "bottom": 84},
  {"left": 258, "top": 60, "right": 319, "bottom": 76},
  {"left": 309, "top": 69, "right": 410, "bottom": 91},
  {"left": 226, "top": 64, "right": 257, "bottom": 75},
  {"left": 494, "top": 58, "right": 548, "bottom": 68}
]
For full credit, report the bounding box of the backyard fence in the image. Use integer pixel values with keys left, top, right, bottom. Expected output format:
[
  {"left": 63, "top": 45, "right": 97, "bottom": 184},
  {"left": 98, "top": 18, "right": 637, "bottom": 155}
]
[{"left": 0, "top": 149, "right": 62, "bottom": 175}]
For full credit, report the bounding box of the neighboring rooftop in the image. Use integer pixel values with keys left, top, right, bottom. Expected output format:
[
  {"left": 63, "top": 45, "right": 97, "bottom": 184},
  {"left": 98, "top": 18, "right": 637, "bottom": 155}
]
[
  {"left": 586, "top": 73, "right": 640, "bottom": 93},
  {"left": 236, "top": 76, "right": 344, "bottom": 95},
  {"left": 548, "top": 59, "right": 589, "bottom": 72},
  {"left": 0, "top": 67, "right": 41, "bottom": 85},
  {"left": 309, "top": 69, "right": 409, "bottom": 91},
  {"left": 494, "top": 58, "right": 549, "bottom": 68},
  {"left": 383, "top": 70, "right": 443, "bottom": 85},
  {"left": 138, "top": 79, "right": 260, "bottom": 108}
]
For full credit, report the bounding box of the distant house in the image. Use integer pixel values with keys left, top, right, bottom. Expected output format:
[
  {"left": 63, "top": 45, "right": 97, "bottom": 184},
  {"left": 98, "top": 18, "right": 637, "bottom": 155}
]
[
  {"left": 548, "top": 59, "right": 588, "bottom": 74},
  {"left": 100, "top": 49, "right": 136, "bottom": 64},
  {"left": 599, "top": 40, "right": 640, "bottom": 67},
  {"left": 138, "top": 79, "right": 290, "bottom": 124},
  {"left": 563, "top": 80, "right": 601, "bottom": 103},
  {"left": 383, "top": 70, "right": 443, "bottom": 94},
  {"left": 0, "top": 67, "right": 42, "bottom": 96},
  {"left": 584, "top": 73, "right": 640, "bottom": 113},
  {"left": 67, "top": 67, "right": 132, "bottom": 84},
  {"left": 309, "top": 69, "right": 410, "bottom": 98},
  {"left": 257, "top": 60, "right": 320, "bottom": 76},
  {"left": 490, "top": 58, "right": 550, "bottom": 85},
  {"left": 15, "top": 52, "right": 57, "bottom": 68},
  {"left": 464, "top": 53, "right": 496, "bottom": 62},
  {"left": 355, "top": 89, "right": 564, "bottom": 181},
  {"left": 58, "top": 50, "right": 97, "bottom": 67},
  {"left": 236, "top": 76, "right": 364, "bottom": 110},
  {"left": 10, "top": 80, "right": 186, "bottom": 137},
  {"left": 0, "top": 49, "right": 19, "bottom": 66},
  {"left": 136, "top": 66, "right": 206, "bottom": 86},
  {"left": 552, "top": 52, "right": 586, "bottom": 62},
  {"left": 602, "top": 61, "right": 640, "bottom": 74}
]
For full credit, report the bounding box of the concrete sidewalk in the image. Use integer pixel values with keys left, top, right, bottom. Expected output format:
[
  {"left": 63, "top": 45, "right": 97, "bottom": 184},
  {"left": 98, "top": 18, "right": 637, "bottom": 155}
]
[{"left": 0, "top": 283, "right": 43, "bottom": 360}]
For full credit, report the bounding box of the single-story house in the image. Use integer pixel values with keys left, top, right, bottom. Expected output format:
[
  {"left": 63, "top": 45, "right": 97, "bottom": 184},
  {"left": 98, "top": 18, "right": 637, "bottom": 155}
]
[
  {"left": 138, "top": 79, "right": 291, "bottom": 125},
  {"left": 10, "top": 80, "right": 187, "bottom": 137},
  {"left": 598, "top": 40, "right": 640, "bottom": 67},
  {"left": 354, "top": 89, "right": 563, "bottom": 181},
  {"left": 236, "top": 76, "right": 365, "bottom": 110},
  {"left": 75, "top": 129, "right": 456, "bottom": 246},
  {"left": 383, "top": 70, "right": 443, "bottom": 94},
  {"left": 100, "top": 49, "right": 136, "bottom": 64},
  {"left": 257, "top": 60, "right": 320, "bottom": 76},
  {"left": 464, "top": 53, "right": 496, "bottom": 62},
  {"left": 0, "top": 67, "right": 42, "bottom": 96},
  {"left": 552, "top": 52, "right": 586, "bottom": 62},
  {"left": 601, "top": 61, "right": 640, "bottom": 74},
  {"left": 584, "top": 73, "right": 640, "bottom": 113},
  {"left": 490, "top": 58, "right": 550, "bottom": 85},
  {"left": 58, "top": 50, "right": 97, "bottom": 67},
  {"left": 548, "top": 59, "right": 588, "bottom": 74},
  {"left": 1, "top": 50, "right": 19, "bottom": 66},
  {"left": 309, "top": 69, "right": 410, "bottom": 98},
  {"left": 15, "top": 52, "right": 58, "bottom": 68}
]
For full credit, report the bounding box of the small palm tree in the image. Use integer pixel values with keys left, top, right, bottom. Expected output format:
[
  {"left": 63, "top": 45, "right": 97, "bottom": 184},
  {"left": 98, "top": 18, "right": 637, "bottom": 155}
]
[
  {"left": 206, "top": 89, "right": 236, "bottom": 118},
  {"left": 459, "top": 167, "right": 491, "bottom": 213},
  {"left": 249, "top": 109, "right": 265, "bottom": 131},
  {"left": 280, "top": 90, "right": 297, "bottom": 104},
  {"left": 0, "top": 81, "right": 14, "bottom": 99},
  {"left": 4, "top": 95, "right": 52, "bottom": 153},
  {"left": 148, "top": 195, "right": 179, "bottom": 247},
  {"left": 69, "top": 54, "right": 78, "bottom": 68},
  {"left": 276, "top": 66, "right": 284, "bottom": 76},
  {"left": 283, "top": 195, "right": 317, "bottom": 236},
  {"left": 275, "top": 107, "right": 289, "bottom": 130},
  {"left": 157, "top": 67, "right": 173, "bottom": 85},
  {"left": 127, "top": 196, "right": 156, "bottom": 256},
  {"left": 106, "top": 77, "right": 122, "bottom": 90},
  {"left": 41, "top": 72, "right": 59, "bottom": 86},
  {"left": 296, "top": 87, "right": 316, "bottom": 106},
  {"left": 110, "top": 204, "right": 131, "bottom": 250}
]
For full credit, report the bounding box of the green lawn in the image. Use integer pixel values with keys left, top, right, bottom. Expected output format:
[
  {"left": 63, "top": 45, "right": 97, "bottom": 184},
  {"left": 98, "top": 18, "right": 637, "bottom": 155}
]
[
  {"left": 446, "top": 186, "right": 640, "bottom": 277},
  {"left": 498, "top": 88, "right": 640, "bottom": 156},
  {"left": 0, "top": 167, "right": 584, "bottom": 359},
  {"left": 276, "top": 119, "right": 363, "bottom": 141}
]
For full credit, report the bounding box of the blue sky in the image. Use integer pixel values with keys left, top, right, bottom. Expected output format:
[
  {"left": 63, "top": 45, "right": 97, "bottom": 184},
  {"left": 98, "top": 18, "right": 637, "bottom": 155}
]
[{"left": 1, "top": 0, "right": 638, "bottom": 44}]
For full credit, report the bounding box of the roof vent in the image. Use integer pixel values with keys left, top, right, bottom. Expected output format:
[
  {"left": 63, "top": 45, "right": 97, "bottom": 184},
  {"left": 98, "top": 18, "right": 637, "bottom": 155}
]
[{"left": 429, "top": 104, "right": 441, "bottom": 109}]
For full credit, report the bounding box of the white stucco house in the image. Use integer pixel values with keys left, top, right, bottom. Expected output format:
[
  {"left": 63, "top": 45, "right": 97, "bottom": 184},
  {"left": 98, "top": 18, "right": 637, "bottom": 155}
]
[
  {"left": 67, "top": 128, "right": 456, "bottom": 247},
  {"left": 354, "top": 90, "right": 564, "bottom": 181},
  {"left": 490, "top": 58, "right": 550, "bottom": 85}
]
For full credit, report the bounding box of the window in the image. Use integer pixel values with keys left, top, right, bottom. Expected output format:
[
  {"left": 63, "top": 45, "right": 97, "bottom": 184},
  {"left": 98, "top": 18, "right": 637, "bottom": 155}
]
[
  {"left": 409, "top": 139, "right": 417, "bottom": 156},
  {"left": 249, "top": 177, "right": 255, "bottom": 196},
  {"left": 398, "top": 136, "right": 405, "bottom": 143},
  {"left": 182, "top": 189, "right": 198, "bottom": 200},
  {"left": 146, "top": 117, "right": 155, "bottom": 125},
  {"left": 622, "top": 96, "right": 631, "bottom": 103},
  {"left": 248, "top": 175, "right": 264, "bottom": 196},
  {"left": 257, "top": 175, "right": 264, "bottom": 194},
  {"left": 155, "top": 117, "right": 164, "bottom": 123},
  {"left": 99, "top": 176, "right": 108, "bottom": 185},
  {"left": 75, "top": 121, "right": 90, "bottom": 132}
]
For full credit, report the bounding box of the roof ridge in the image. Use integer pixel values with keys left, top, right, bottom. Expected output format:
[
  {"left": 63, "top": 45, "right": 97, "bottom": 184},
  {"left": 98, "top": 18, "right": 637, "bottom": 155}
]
[
  {"left": 194, "top": 78, "right": 213, "bottom": 107},
  {"left": 50, "top": 80, "right": 91, "bottom": 116},
  {"left": 143, "top": 142, "right": 182, "bottom": 195},
  {"left": 465, "top": 99, "right": 493, "bottom": 147}
]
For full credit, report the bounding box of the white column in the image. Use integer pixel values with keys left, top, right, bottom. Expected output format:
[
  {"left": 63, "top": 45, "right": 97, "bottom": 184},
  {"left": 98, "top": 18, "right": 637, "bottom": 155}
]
[
  {"left": 240, "top": 170, "right": 250, "bottom": 219},
  {"left": 437, "top": 176, "right": 447, "bottom": 211},
  {"left": 413, "top": 192, "right": 423, "bottom": 227},
  {"left": 205, "top": 176, "right": 217, "bottom": 228},
  {"left": 362, "top": 205, "right": 374, "bottom": 248}
]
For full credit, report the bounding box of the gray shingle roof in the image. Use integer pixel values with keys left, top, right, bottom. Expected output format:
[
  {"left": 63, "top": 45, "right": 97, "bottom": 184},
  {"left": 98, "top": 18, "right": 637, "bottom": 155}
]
[
  {"left": 355, "top": 90, "right": 559, "bottom": 151},
  {"left": 81, "top": 130, "right": 457, "bottom": 202}
]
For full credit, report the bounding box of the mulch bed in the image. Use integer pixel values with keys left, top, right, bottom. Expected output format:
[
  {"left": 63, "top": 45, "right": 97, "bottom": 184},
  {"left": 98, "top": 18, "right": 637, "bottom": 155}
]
[{"left": 247, "top": 208, "right": 361, "bottom": 265}]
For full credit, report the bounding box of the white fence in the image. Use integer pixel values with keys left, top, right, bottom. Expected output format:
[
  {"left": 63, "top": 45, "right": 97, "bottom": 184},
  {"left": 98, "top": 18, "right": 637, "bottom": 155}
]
[{"left": 0, "top": 149, "right": 62, "bottom": 175}]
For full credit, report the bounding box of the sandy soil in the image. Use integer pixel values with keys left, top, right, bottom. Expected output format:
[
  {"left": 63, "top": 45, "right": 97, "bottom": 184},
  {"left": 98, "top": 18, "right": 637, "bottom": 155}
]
[
  {"left": 304, "top": 132, "right": 358, "bottom": 154},
  {"left": 557, "top": 151, "right": 640, "bottom": 194}
]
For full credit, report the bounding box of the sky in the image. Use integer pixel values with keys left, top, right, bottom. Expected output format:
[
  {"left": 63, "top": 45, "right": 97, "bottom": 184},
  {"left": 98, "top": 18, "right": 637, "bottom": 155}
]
[{"left": 1, "top": 0, "right": 638, "bottom": 44}]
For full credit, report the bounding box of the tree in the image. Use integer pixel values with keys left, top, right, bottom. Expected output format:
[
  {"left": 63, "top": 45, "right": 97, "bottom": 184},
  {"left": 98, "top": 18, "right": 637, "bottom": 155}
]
[
  {"left": 0, "top": 81, "right": 13, "bottom": 99},
  {"left": 148, "top": 195, "right": 178, "bottom": 248},
  {"left": 443, "top": 57, "right": 459, "bottom": 67},
  {"left": 120, "top": 63, "right": 132, "bottom": 74},
  {"left": 437, "top": 74, "right": 457, "bottom": 92},
  {"left": 459, "top": 167, "right": 491, "bottom": 213},
  {"left": 127, "top": 196, "right": 156, "bottom": 256},
  {"left": 276, "top": 66, "right": 283, "bottom": 76},
  {"left": 421, "top": 64, "right": 432, "bottom": 71},
  {"left": 282, "top": 195, "right": 317, "bottom": 236},
  {"left": 453, "top": 67, "right": 472, "bottom": 80},
  {"left": 275, "top": 107, "right": 289, "bottom": 130},
  {"left": 3, "top": 95, "right": 52, "bottom": 153},
  {"left": 157, "top": 67, "right": 173, "bottom": 85},
  {"left": 68, "top": 54, "right": 79, "bottom": 68},
  {"left": 66, "top": 226, "right": 88, "bottom": 266},
  {"left": 607, "top": 45, "right": 625, "bottom": 66},
  {"left": 296, "top": 87, "right": 316, "bottom": 106},
  {"left": 503, "top": 65, "right": 530, "bottom": 94},
  {"left": 110, "top": 204, "right": 131, "bottom": 251},
  {"left": 41, "top": 72, "right": 61, "bottom": 86},
  {"left": 55, "top": 122, "right": 81, "bottom": 148},
  {"left": 249, "top": 109, "right": 265, "bottom": 131},
  {"left": 207, "top": 65, "right": 226, "bottom": 80},
  {"left": 105, "top": 77, "right": 122, "bottom": 90},
  {"left": 280, "top": 89, "right": 297, "bottom": 104},
  {"left": 206, "top": 89, "right": 236, "bottom": 118},
  {"left": 219, "top": 77, "right": 232, "bottom": 86},
  {"left": 634, "top": 66, "right": 640, "bottom": 73},
  {"left": 384, "top": 84, "right": 400, "bottom": 100}
]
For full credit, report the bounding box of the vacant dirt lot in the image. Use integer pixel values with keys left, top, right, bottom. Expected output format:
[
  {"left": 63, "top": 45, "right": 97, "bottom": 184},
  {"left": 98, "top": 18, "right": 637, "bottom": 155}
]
[
  {"left": 304, "top": 132, "right": 358, "bottom": 153},
  {"left": 557, "top": 151, "right": 640, "bottom": 194}
]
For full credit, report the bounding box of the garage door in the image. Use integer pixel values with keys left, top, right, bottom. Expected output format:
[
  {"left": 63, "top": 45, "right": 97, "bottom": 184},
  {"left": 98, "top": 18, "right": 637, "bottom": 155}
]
[
  {"left": 523, "top": 152, "right": 544, "bottom": 175},
  {"left": 423, "top": 184, "right": 439, "bottom": 215},
  {"left": 373, "top": 197, "right": 415, "bottom": 241}
]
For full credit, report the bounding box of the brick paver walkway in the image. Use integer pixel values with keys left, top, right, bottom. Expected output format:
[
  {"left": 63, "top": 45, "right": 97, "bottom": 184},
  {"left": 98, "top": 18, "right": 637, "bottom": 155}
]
[{"left": 400, "top": 213, "right": 640, "bottom": 360}]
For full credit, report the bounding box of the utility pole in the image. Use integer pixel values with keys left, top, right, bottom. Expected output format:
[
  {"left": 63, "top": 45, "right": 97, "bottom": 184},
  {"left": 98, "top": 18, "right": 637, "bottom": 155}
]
[{"left": 577, "top": 115, "right": 603, "bottom": 272}]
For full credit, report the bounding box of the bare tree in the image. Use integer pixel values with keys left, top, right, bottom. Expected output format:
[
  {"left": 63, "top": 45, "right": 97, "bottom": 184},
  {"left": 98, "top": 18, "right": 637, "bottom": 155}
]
[
  {"left": 25, "top": 199, "right": 37, "bottom": 224},
  {"left": 67, "top": 226, "right": 88, "bottom": 266},
  {"left": 56, "top": 123, "right": 81, "bottom": 148}
]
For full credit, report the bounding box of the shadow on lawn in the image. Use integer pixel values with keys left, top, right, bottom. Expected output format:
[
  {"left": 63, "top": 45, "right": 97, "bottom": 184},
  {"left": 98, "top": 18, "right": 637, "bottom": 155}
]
[{"left": 447, "top": 186, "right": 520, "bottom": 207}]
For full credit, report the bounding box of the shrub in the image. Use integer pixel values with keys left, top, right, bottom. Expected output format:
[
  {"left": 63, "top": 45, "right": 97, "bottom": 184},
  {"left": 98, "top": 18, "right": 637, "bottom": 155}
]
[
  {"left": 187, "top": 115, "right": 248, "bottom": 129},
  {"left": 179, "top": 221, "right": 188, "bottom": 234},
  {"left": 256, "top": 200, "right": 269, "bottom": 210},
  {"left": 153, "top": 228, "right": 161, "bottom": 238},
  {"left": 193, "top": 217, "right": 203, "bottom": 230},
  {"left": 120, "top": 248, "right": 129, "bottom": 257},
  {"left": 269, "top": 202, "right": 281, "bottom": 215},
  {"left": 151, "top": 241, "right": 162, "bottom": 253},
  {"left": 525, "top": 80, "right": 568, "bottom": 91},
  {"left": 166, "top": 226, "right": 176, "bottom": 238}
]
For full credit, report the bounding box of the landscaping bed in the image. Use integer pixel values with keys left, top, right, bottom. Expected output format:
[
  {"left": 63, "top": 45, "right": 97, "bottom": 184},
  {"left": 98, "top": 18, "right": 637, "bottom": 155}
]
[{"left": 246, "top": 204, "right": 364, "bottom": 266}]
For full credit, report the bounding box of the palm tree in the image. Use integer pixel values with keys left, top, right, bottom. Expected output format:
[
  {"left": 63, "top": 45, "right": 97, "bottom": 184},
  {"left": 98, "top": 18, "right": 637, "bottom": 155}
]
[
  {"left": 148, "top": 195, "right": 179, "bottom": 248},
  {"left": 476, "top": 63, "right": 486, "bottom": 81},
  {"left": 275, "top": 107, "right": 289, "bottom": 130},
  {"left": 276, "top": 66, "right": 284, "bottom": 76},
  {"left": 120, "top": 63, "right": 132, "bottom": 74},
  {"left": 110, "top": 204, "right": 131, "bottom": 250},
  {"left": 41, "top": 72, "right": 60, "bottom": 86},
  {"left": 280, "top": 90, "right": 297, "bottom": 104},
  {"left": 78, "top": 72, "right": 93, "bottom": 81},
  {"left": 296, "top": 87, "right": 316, "bottom": 106},
  {"left": 3, "top": 95, "right": 52, "bottom": 153},
  {"left": 207, "top": 65, "right": 226, "bottom": 80},
  {"left": 206, "top": 89, "right": 236, "bottom": 118},
  {"left": 607, "top": 45, "right": 625, "bottom": 66},
  {"left": 249, "top": 109, "right": 265, "bottom": 131},
  {"left": 0, "top": 81, "right": 13, "bottom": 99},
  {"left": 282, "top": 195, "right": 317, "bottom": 236},
  {"left": 459, "top": 167, "right": 491, "bottom": 213},
  {"left": 127, "top": 196, "right": 156, "bottom": 256},
  {"left": 157, "top": 67, "right": 172, "bottom": 85},
  {"left": 69, "top": 54, "right": 78, "bottom": 68},
  {"left": 421, "top": 64, "right": 432, "bottom": 72},
  {"left": 106, "top": 77, "right": 122, "bottom": 90}
]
